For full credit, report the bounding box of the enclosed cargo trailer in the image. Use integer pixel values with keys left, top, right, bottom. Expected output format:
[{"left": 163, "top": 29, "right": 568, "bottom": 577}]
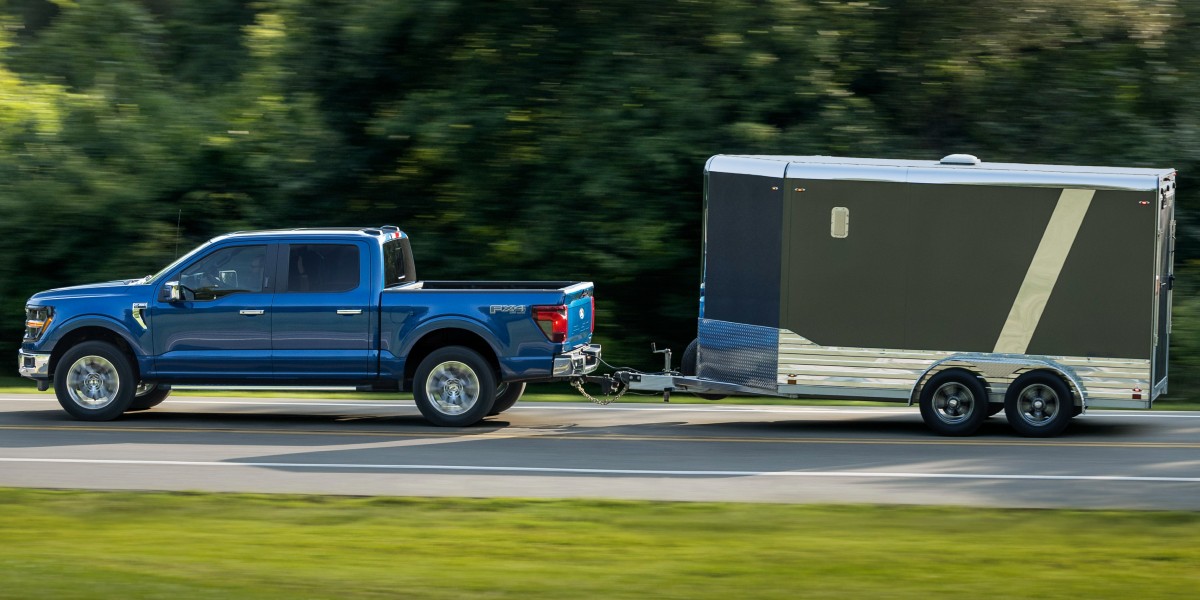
[{"left": 621, "top": 154, "right": 1177, "bottom": 437}]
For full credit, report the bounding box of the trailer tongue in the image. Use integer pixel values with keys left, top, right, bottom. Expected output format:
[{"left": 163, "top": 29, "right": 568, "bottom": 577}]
[{"left": 572, "top": 153, "right": 1177, "bottom": 438}]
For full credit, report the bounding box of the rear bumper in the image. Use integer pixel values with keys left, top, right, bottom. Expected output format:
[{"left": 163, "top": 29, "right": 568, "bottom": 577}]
[
  {"left": 552, "top": 344, "right": 601, "bottom": 377},
  {"left": 18, "top": 350, "right": 51, "bottom": 379}
]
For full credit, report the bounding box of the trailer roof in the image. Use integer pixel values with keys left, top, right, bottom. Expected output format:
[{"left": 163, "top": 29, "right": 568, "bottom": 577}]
[{"left": 707, "top": 155, "right": 1175, "bottom": 191}]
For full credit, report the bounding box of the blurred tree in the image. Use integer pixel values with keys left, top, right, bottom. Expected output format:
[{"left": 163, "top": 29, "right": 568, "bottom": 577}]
[{"left": 0, "top": 0, "right": 1196, "bottom": 393}]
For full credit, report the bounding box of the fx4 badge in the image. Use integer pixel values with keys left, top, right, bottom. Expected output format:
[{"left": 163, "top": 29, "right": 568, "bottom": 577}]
[
  {"left": 132, "top": 303, "right": 149, "bottom": 330},
  {"left": 489, "top": 305, "right": 527, "bottom": 315}
]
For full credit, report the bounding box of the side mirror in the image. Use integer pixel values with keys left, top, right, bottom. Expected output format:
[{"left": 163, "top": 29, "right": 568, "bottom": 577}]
[{"left": 165, "top": 281, "right": 183, "bottom": 303}]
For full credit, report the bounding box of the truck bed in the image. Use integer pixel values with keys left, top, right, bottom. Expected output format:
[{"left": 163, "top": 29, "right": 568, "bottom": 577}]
[{"left": 399, "top": 281, "right": 583, "bottom": 291}]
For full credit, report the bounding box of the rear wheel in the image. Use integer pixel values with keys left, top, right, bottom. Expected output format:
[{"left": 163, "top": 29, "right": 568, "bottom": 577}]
[
  {"left": 1005, "top": 372, "right": 1074, "bottom": 437},
  {"left": 413, "top": 346, "right": 497, "bottom": 427},
  {"left": 54, "top": 341, "right": 136, "bottom": 421},
  {"left": 918, "top": 370, "right": 989, "bottom": 436},
  {"left": 127, "top": 383, "right": 172, "bottom": 412},
  {"left": 680, "top": 339, "right": 727, "bottom": 400},
  {"left": 488, "top": 382, "right": 526, "bottom": 416}
]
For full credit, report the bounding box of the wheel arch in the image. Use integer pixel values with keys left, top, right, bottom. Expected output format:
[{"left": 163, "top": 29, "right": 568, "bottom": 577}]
[
  {"left": 402, "top": 324, "right": 501, "bottom": 391},
  {"left": 47, "top": 321, "right": 144, "bottom": 381}
]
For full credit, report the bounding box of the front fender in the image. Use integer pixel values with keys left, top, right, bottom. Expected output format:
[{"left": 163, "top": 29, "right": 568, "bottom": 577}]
[{"left": 41, "top": 314, "right": 151, "bottom": 357}]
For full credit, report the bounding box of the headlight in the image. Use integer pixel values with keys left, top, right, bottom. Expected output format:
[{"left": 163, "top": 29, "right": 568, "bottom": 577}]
[{"left": 24, "top": 306, "right": 54, "bottom": 341}]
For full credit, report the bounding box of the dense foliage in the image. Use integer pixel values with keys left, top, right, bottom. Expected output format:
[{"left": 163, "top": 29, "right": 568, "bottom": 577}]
[{"left": 2, "top": 0, "right": 1197, "bottom": 391}]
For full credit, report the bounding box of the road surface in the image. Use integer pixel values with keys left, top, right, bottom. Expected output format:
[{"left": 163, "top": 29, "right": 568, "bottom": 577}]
[{"left": 1, "top": 394, "right": 1198, "bottom": 508}]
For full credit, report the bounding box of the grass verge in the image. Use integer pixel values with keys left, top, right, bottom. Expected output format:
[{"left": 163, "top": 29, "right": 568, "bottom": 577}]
[{"left": 0, "top": 488, "right": 1197, "bottom": 599}]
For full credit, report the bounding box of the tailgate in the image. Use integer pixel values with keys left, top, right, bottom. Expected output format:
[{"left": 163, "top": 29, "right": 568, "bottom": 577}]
[{"left": 562, "top": 282, "right": 595, "bottom": 348}]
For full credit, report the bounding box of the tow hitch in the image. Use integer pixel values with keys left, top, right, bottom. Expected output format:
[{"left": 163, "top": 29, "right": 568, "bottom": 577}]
[{"left": 570, "top": 375, "right": 628, "bottom": 405}]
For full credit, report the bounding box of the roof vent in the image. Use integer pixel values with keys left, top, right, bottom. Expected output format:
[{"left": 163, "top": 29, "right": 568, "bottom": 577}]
[{"left": 940, "top": 153, "right": 981, "bottom": 165}]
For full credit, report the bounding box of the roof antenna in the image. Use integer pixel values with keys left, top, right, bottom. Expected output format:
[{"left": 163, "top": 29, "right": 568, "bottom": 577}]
[{"left": 174, "top": 208, "right": 182, "bottom": 258}]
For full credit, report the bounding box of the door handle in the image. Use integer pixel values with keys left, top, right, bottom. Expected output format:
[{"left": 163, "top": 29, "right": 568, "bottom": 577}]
[
  {"left": 336, "top": 309, "right": 363, "bottom": 315},
  {"left": 239, "top": 309, "right": 266, "bottom": 316}
]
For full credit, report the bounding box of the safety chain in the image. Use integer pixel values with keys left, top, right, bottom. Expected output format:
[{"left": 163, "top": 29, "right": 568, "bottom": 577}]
[{"left": 571, "top": 378, "right": 629, "bottom": 405}]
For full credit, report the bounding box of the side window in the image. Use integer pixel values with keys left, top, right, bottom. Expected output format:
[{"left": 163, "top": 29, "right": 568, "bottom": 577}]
[
  {"left": 179, "top": 245, "right": 268, "bottom": 301},
  {"left": 286, "top": 244, "right": 360, "bottom": 293}
]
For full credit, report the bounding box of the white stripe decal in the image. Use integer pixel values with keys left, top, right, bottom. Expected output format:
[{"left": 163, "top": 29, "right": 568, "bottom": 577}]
[
  {"left": 994, "top": 188, "right": 1094, "bottom": 354},
  {"left": 1, "top": 457, "right": 1198, "bottom": 483}
]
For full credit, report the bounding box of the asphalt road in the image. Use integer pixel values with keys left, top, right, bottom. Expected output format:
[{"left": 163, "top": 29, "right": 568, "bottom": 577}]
[{"left": 1, "top": 394, "right": 1199, "bottom": 509}]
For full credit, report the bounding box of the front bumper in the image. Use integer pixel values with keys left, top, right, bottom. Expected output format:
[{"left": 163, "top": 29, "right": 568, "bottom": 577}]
[
  {"left": 553, "top": 344, "right": 601, "bottom": 377},
  {"left": 18, "top": 350, "right": 51, "bottom": 379}
]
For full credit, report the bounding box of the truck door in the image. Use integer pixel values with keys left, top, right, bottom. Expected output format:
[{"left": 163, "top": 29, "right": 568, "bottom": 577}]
[
  {"left": 272, "top": 242, "right": 374, "bottom": 379},
  {"left": 151, "top": 243, "right": 276, "bottom": 378}
]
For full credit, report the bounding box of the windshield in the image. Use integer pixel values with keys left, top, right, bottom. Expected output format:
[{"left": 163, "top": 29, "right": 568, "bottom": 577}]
[{"left": 145, "top": 240, "right": 215, "bottom": 283}]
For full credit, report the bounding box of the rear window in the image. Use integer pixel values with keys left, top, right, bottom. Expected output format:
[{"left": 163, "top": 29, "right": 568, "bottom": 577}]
[
  {"left": 383, "top": 239, "right": 410, "bottom": 287},
  {"left": 286, "top": 244, "right": 360, "bottom": 293}
]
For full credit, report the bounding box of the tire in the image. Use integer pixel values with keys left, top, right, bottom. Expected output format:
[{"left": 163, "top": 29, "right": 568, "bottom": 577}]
[
  {"left": 987, "top": 403, "right": 1005, "bottom": 417},
  {"left": 54, "top": 341, "right": 137, "bottom": 421},
  {"left": 680, "top": 339, "right": 727, "bottom": 400},
  {"left": 413, "top": 346, "right": 497, "bottom": 427},
  {"left": 127, "top": 383, "right": 172, "bottom": 412},
  {"left": 918, "top": 369, "right": 989, "bottom": 436},
  {"left": 1005, "top": 371, "right": 1074, "bottom": 438},
  {"left": 488, "top": 382, "right": 526, "bottom": 416}
]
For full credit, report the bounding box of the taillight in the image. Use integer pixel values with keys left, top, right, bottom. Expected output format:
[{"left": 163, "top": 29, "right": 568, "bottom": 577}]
[
  {"left": 590, "top": 296, "right": 595, "bottom": 333},
  {"left": 533, "top": 304, "right": 568, "bottom": 343}
]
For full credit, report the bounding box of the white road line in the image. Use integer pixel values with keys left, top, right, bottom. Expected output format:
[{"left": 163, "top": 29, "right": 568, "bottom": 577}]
[
  {"left": 1, "top": 396, "right": 1199, "bottom": 417},
  {"left": 1, "top": 457, "right": 1198, "bottom": 483}
]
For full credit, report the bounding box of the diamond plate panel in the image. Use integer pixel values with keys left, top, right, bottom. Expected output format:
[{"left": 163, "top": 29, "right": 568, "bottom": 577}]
[{"left": 697, "top": 319, "right": 779, "bottom": 391}]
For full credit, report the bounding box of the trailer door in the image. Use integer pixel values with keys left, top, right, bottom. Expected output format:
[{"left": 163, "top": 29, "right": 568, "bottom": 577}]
[{"left": 1153, "top": 180, "right": 1176, "bottom": 396}]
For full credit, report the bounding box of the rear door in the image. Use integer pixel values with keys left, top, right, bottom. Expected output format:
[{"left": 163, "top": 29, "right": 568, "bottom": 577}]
[
  {"left": 272, "top": 241, "right": 375, "bottom": 379},
  {"left": 1153, "top": 178, "right": 1176, "bottom": 395}
]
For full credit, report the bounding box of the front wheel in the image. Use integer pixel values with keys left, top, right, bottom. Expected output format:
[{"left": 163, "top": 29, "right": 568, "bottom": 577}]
[
  {"left": 413, "top": 346, "right": 497, "bottom": 427},
  {"left": 127, "top": 383, "right": 172, "bottom": 412},
  {"left": 918, "top": 369, "right": 989, "bottom": 436},
  {"left": 54, "top": 341, "right": 136, "bottom": 421},
  {"left": 488, "top": 382, "right": 526, "bottom": 416}
]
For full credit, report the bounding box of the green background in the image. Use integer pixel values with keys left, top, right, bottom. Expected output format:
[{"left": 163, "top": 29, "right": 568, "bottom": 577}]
[{"left": 2, "top": 0, "right": 1198, "bottom": 395}]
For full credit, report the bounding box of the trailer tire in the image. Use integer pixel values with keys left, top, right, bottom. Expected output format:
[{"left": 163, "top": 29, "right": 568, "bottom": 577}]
[
  {"left": 127, "top": 383, "right": 172, "bottom": 412},
  {"left": 54, "top": 341, "right": 136, "bottom": 421},
  {"left": 918, "top": 370, "right": 989, "bottom": 436},
  {"left": 987, "top": 403, "right": 1005, "bottom": 417},
  {"left": 488, "top": 382, "right": 526, "bottom": 416},
  {"left": 1005, "top": 372, "right": 1073, "bottom": 438},
  {"left": 681, "top": 339, "right": 727, "bottom": 400},
  {"left": 413, "top": 346, "right": 497, "bottom": 426}
]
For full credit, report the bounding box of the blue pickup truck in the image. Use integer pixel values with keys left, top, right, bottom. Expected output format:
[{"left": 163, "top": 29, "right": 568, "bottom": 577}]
[{"left": 18, "top": 226, "right": 600, "bottom": 426}]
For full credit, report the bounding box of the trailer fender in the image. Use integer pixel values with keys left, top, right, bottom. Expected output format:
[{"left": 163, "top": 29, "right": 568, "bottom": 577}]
[{"left": 909, "top": 354, "right": 1087, "bottom": 412}]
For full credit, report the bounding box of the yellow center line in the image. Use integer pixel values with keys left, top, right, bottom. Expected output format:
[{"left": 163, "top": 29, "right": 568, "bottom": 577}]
[{"left": 0, "top": 425, "right": 1196, "bottom": 449}]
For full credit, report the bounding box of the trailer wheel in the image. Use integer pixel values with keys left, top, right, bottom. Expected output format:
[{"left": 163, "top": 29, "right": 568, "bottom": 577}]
[
  {"left": 681, "top": 339, "right": 727, "bottom": 400},
  {"left": 488, "top": 382, "right": 526, "bottom": 416},
  {"left": 918, "top": 370, "right": 989, "bottom": 436},
  {"left": 1005, "top": 372, "right": 1073, "bottom": 437},
  {"left": 413, "top": 346, "right": 497, "bottom": 426},
  {"left": 54, "top": 341, "right": 136, "bottom": 421},
  {"left": 127, "top": 383, "right": 172, "bottom": 412}
]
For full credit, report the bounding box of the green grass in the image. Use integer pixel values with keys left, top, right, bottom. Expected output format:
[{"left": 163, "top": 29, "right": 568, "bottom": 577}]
[{"left": 0, "top": 489, "right": 1197, "bottom": 599}]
